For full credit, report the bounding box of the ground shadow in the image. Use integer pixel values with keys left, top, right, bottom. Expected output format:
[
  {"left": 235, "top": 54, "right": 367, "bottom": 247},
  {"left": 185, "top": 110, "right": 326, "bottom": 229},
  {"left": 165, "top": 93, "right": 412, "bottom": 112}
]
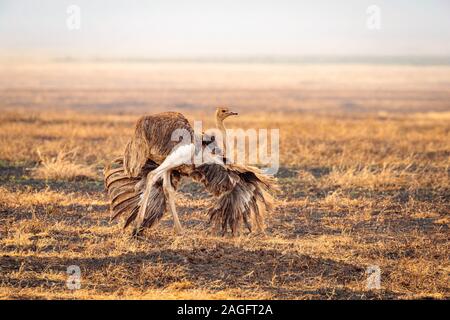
[{"left": 0, "top": 244, "right": 399, "bottom": 299}]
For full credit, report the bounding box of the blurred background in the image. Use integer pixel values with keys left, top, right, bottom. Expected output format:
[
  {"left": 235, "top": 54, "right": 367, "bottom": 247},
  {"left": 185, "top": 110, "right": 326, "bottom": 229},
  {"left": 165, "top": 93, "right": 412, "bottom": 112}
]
[
  {"left": 2, "top": 0, "right": 450, "bottom": 59},
  {"left": 0, "top": 0, "right": 449, "bottom": 114}
]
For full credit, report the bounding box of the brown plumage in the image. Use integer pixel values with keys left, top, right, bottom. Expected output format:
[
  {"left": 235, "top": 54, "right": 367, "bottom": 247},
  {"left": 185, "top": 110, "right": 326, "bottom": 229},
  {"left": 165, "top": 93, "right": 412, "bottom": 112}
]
[
  {"left": 104, "top": 108, "right": 277, "bottom": 236},
  {"left": 123, "top": 112, "right": 193, "bottom": 178},
  {"left": 194, "top": 163, "right": 276, "bottom": 235}
]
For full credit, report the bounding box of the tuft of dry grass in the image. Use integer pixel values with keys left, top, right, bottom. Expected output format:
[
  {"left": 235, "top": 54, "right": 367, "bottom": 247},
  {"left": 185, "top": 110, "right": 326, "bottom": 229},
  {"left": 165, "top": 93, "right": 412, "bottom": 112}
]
[{"left": 33, "top": 149, "right": 98, "bottom": 181}]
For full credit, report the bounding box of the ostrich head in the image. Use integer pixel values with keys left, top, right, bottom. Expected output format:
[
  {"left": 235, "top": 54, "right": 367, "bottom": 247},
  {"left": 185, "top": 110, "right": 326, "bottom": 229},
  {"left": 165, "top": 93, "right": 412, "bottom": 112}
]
[{"left": 215, "top": 107, "right": 238, "bottom": 124}]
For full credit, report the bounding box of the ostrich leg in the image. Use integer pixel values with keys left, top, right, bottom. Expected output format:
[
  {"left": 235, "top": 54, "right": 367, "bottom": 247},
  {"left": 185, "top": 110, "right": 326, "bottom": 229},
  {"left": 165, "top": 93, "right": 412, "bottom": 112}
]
[
  {"left": 163, "top": 171, "right": 183, "bottom": 234},
  {"left": 134, "top": 144, "right": 194, "bottom": 235},
  {"left": 133, "top": 171, "right": 153, "bottom": 236}
]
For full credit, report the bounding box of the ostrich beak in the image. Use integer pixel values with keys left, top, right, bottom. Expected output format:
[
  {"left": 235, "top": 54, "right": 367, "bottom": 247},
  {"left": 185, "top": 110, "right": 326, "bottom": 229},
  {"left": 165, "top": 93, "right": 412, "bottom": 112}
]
[{"left": 227, "top": 111, "right": 238, "bottom": 116}]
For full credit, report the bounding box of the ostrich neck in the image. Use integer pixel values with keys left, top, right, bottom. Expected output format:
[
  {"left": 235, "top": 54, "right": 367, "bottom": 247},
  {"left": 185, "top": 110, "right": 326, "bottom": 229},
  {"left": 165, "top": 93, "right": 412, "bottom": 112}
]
[
  {"left": 216, "top": 118, "right": 227, "bottom": 155},
  {"left": 216, "top": 118, "right": 226, "bottom": 135}
]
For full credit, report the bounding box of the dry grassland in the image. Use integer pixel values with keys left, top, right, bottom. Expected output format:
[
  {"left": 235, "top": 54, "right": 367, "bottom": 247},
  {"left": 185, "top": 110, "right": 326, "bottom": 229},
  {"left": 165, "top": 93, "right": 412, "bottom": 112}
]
[{"left": 0, "top": 63, "right": 449, "bottom": 299}]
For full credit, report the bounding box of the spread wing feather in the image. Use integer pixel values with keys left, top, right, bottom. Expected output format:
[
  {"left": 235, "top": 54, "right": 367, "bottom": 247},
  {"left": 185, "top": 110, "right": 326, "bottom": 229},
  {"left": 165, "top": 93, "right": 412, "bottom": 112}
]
[
  {"left": 103, "top": 157, "right": 168, "bottom": 233},
  {"left": 193, "top": 163, "right": 277, "bottom": 235}
]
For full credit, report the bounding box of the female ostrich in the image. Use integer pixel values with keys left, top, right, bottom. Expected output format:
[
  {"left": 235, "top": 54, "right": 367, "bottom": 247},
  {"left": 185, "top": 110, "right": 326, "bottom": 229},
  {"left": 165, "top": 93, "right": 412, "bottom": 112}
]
[{"left": 104, "top": 107, "right": 276, "bottom": 236}]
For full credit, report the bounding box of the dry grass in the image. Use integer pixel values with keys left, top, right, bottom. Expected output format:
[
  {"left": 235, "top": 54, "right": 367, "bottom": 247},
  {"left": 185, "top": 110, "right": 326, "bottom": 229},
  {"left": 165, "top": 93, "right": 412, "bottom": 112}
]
[
  {"left": 0, "top": 62, "right": 449, "bottom": 300},
  {"left": 33, "top": 149, "right": 98, "bottom": 181}
]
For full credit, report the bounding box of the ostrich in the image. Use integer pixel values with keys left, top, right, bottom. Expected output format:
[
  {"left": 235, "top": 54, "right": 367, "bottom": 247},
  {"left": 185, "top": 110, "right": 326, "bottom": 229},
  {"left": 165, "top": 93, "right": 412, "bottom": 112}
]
[{"left": 104, "top": 108, "right": 276, "bottom": 236}]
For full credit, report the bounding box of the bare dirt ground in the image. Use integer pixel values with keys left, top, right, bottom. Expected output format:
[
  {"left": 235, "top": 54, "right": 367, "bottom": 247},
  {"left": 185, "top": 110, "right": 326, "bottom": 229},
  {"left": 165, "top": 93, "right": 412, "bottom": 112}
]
[{"left": 0, "top": 63, "right": 449, "bottom": 299}]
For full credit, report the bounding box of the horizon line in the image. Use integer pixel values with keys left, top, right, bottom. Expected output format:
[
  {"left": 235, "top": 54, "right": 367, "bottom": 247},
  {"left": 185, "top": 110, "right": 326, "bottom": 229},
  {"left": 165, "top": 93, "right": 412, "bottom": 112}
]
[{"left": 2, "top": 54, "right": 450, "bottom": 66}]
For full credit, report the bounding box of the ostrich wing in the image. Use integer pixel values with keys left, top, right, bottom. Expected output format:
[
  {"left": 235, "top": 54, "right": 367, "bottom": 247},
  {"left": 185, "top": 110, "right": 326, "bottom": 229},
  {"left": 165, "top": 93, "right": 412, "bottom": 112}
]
[
  {"left": 193, "top": 163, "right": 277, "bottom": 235},
  {"left": 104, "top": 157, "right": 181, "bottom": 231}
]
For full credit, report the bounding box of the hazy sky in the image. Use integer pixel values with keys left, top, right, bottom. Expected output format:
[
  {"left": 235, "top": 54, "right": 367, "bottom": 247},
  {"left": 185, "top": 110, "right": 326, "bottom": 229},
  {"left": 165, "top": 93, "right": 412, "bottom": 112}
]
[{"left": 1, "top": 0, "right": 450, "bottom": 59}]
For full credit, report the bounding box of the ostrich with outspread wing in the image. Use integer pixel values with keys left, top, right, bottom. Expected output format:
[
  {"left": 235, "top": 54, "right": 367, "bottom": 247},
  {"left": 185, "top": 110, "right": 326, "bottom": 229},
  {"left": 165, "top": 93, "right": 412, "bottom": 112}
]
[{"left": 104, "top": 108, "right": 276, "bottom": 236}]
